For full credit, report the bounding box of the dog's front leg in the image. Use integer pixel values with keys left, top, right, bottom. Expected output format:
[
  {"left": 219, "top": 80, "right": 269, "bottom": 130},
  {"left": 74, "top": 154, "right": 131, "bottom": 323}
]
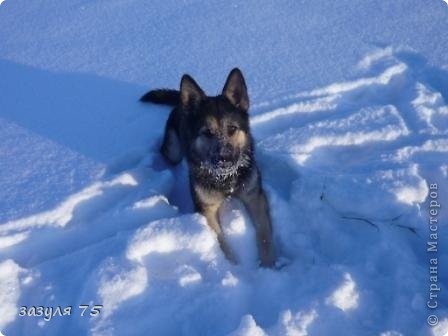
[
  {"left": 192, "top": 185, "right": 236, "bottom": 263},
  {"left": 239, "top": 180, "right": 275, "bottom": 267},
  {"left": 201, "top": 204, "right": 236, "bottom": 264}
]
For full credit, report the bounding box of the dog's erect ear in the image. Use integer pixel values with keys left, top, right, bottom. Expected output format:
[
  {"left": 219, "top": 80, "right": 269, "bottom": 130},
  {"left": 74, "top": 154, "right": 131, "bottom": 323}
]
[
  {"left": 222, "top": 68, "right": 249, "bottom": 111},
  {"left": 180, "top": 74, "right": 205, "bottom": 109}
]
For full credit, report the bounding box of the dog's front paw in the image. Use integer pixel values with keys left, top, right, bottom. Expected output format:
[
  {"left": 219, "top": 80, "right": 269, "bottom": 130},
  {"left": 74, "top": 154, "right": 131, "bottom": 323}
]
[{"left": 259, "top": 251, "right": 276, "bottom": 268}]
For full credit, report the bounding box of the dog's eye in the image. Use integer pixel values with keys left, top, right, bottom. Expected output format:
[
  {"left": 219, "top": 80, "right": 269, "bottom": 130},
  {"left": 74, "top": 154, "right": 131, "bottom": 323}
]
[
  {"left": 201, "top": 128, "right": 213, "bottom": 138},
  {"left": 227, "top": 125, "right": 238, "bottom": 136}
]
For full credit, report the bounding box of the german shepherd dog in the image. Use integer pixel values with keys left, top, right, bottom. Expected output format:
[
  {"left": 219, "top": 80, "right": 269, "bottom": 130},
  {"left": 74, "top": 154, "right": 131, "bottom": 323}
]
[{"left": 140, "top": 69, "right": 275, "bottom": 267}]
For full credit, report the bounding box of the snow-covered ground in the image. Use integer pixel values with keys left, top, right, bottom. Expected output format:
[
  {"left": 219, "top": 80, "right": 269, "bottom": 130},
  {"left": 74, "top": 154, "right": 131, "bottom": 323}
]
[{"left": 1, "top": 1, "right": 448, "bottom": 335}]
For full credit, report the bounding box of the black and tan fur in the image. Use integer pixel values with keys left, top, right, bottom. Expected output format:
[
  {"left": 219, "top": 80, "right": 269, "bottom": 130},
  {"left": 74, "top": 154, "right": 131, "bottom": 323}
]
[{"left": 140, "top": 69, "right": 275, "bottom": 267}]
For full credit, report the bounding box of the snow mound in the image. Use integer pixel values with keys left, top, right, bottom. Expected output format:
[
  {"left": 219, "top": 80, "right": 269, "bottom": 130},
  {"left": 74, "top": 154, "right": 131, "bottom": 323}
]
[
  {"left": 0, "top": 260, "right": 23, "bottom": 329},
  {"left": 228, "top": 315, "right": 267, "bottom": 336},
  {"left": 326, "top": 273, "right": 359, "bottom": 312}
]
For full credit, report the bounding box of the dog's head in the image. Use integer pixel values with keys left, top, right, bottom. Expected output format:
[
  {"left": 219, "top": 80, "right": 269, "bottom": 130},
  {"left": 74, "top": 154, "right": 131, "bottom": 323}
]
[{"left": 181, "top": 68, "right": 252, "bottom": 177}]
